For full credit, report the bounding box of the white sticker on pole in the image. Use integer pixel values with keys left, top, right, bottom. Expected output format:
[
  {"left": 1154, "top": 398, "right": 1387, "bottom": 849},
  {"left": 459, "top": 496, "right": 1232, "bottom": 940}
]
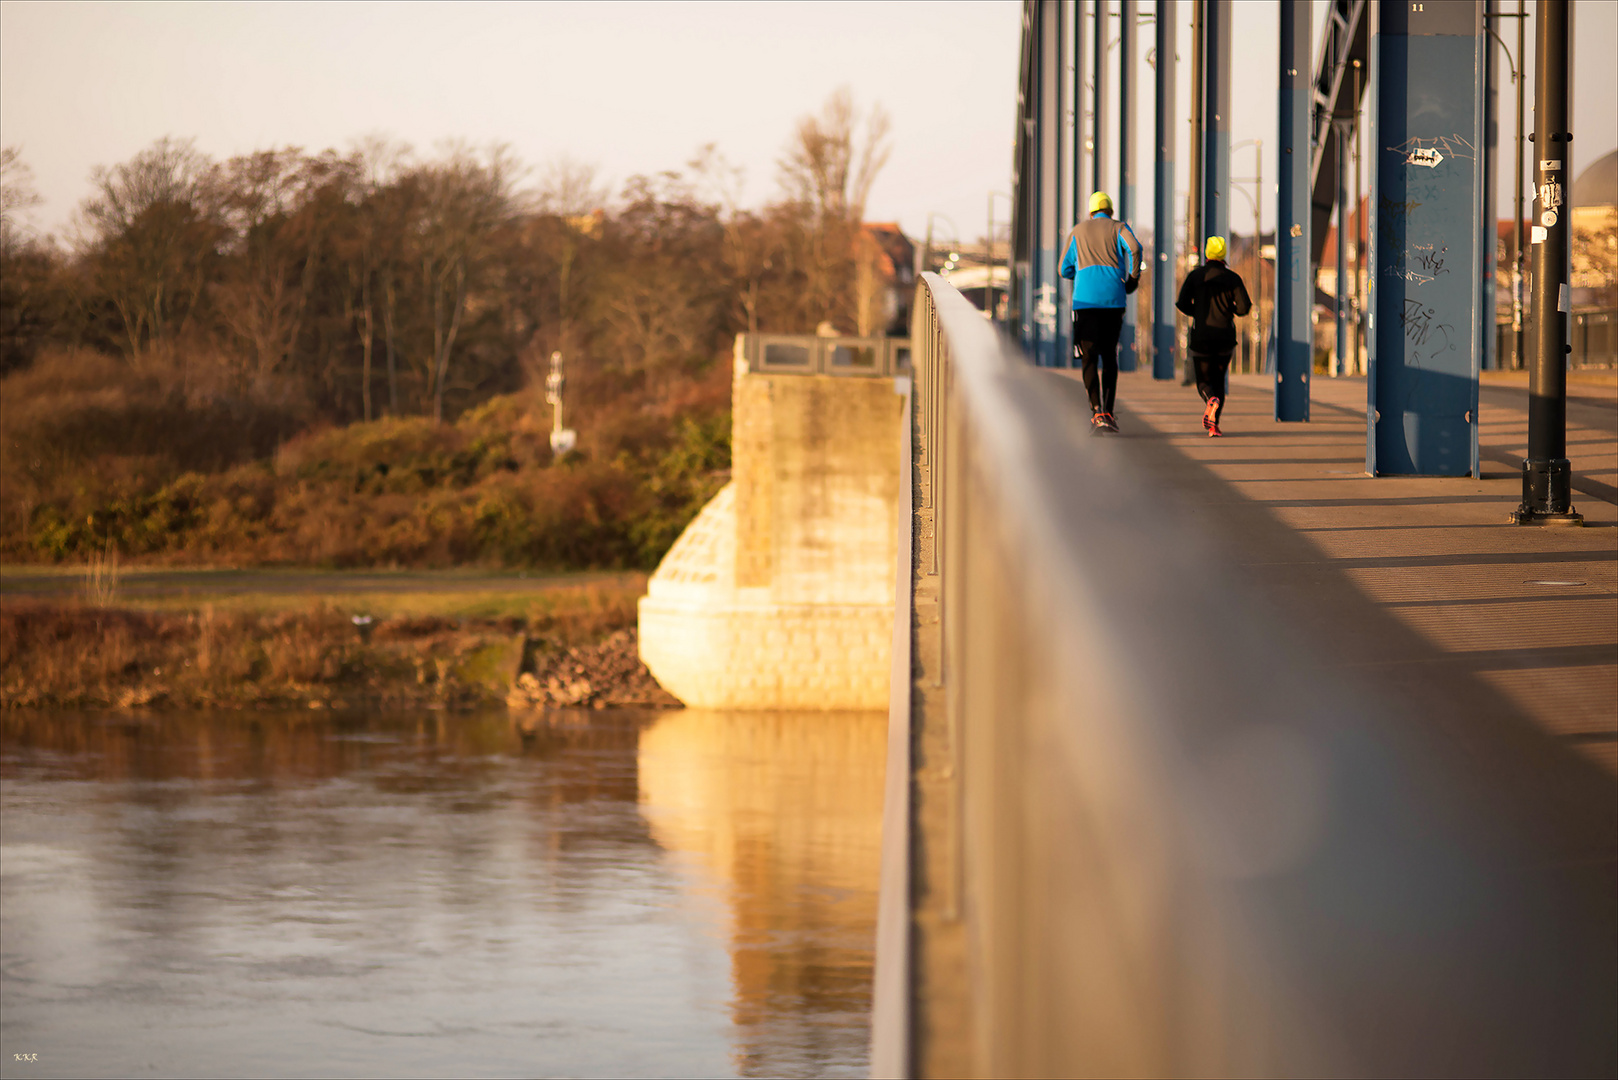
[
  {"left": 1531, "top": 225, "right": 1548, "bottom": 244},
  {"left": 1558, "top": 283, "right": 1570, "bottom": 313}
]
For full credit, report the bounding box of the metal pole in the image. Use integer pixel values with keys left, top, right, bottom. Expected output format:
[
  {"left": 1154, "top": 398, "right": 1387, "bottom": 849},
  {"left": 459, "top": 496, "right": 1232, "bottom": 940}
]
[
  {"left": 1353, "top": 59, "right": 1364, "bottom": 376},
  {"left": 1513, "top": 0, "right": 1579, "bottom": 523},
  {"left": 1120, "top": 1, "right": 1137, "bottom": 222},
  {"left": 987, "top": 191, "right": 995, "bottom": 324},
  {"left": 1118, "top": 0, "right": 1138, "bottom": 371},
  {"left": 1153, "top": 0, "right": 1177, "bottom": 380},
  {"left": 1056, "top": 0, "right": 1069, "bottom": 365},
  {"left": 1334, "top": 122, "right": 1349, "bottom": 378},
  {"left": 1094, "top": 0, "right": 1109, "bottom": 194},
  {"left": 1513, "top": 0, "right": 1526, "bottom": 369},
  {"left": 1075, "top": 0, "right": 1088, "bottom": 228},
  {"left": 1276, "top": 0, "right": 1310, "bottom": 421},
  {"left": 1200, "top": 0, "right": 1231, "bottom": 247},
  {"left": 1256, "top": 138, "right": 1264, "bottom": 373},
  {"left": 1184, "top": 0, "right": 1202, "bottom": 385}
]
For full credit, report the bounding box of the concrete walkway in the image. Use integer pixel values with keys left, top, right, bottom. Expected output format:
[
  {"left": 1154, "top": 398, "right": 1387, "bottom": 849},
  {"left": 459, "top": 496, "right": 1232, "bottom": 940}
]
[{"left": 1051, "top": 368, "right": 1618, "bottom": 772}]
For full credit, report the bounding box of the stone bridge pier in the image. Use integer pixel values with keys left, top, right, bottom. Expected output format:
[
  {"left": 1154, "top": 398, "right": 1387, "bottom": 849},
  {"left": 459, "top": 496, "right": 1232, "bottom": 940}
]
[{"left": 637, "top": 334, "right": 911, "bottom": 710}]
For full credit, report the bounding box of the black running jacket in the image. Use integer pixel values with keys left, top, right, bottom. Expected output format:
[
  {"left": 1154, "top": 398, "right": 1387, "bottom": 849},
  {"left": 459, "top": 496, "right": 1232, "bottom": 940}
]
[{"left": 1175, "top": 260, "right": 1252, "bottom": 354}]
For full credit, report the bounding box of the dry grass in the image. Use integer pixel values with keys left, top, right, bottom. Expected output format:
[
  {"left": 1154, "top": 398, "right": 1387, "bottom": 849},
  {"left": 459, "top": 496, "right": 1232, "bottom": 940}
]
[
  {"left": 82, "top": 543, "right": 121, "bottom": 607},
  {"left": 0, "top": 583, "right": 646, "bottom": 711}
]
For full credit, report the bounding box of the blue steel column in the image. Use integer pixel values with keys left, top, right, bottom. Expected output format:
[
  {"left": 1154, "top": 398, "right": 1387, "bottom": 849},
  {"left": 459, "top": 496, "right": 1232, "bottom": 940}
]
[
  {"left": 1014, "top": 2, "right": 1036, "bottom": 354},
  {"left": 1199, "top": 0, "right": 1231, "bottom": 246},
  {"left": 1481, "top": 0, "right": 1499, "bottom": 372},
  {"left": 1276, "top": 0, "right": 1312, "bottom": 418},
  {"left": 1055, "top": 0, "right": 1072, "bottom": 369},
  {"left": 1093, "top": 1, "right": 1108, "bottom": 194},
  {"left": 1073, "top": 1, "right": 1088, "bottom": 265},
  {"left": 1368, "top": 0, "right": 1485, "bottom": 476},
  {"left": 1152, "top": 0, "right": 1177, "bottom": 380},
  {"left": 1335, "top": 123, "right": 1350, "bottom": 376},
  {"left": 1036, "top": 0, "right": 1061, "bottom": 366},
  {"left": 1117, "top": 0, "right": 1138, "bottom": 371}
]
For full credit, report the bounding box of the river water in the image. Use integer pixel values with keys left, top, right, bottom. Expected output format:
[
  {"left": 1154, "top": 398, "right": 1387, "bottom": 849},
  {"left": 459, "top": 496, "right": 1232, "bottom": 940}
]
[{"left": 0, "top": 708, "right": 885, "bottom": 1078}]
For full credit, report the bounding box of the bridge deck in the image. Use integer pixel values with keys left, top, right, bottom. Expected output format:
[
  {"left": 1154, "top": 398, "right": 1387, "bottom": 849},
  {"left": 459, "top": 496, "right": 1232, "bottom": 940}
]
[{"left": 1053, "top": 368, "right": 1618, "bottom": 772}]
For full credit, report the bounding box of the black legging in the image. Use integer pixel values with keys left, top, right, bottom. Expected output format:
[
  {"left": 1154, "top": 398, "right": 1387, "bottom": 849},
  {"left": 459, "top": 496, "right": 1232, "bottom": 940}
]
[
  {"left": 1193, "top": 351, "right": 1232, "bottom": 422},
  {"left": 1072, "top": 308, "right": 1124, "bottom": 415}
]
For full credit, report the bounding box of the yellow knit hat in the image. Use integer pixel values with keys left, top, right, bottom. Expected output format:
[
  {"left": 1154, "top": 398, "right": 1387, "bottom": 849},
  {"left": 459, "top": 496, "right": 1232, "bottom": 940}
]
[{"left": 1205, "top": 235, "right": 1227, "bottom": 260}]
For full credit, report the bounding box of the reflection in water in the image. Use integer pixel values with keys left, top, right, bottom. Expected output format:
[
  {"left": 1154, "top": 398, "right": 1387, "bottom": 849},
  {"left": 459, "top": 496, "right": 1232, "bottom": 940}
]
[
  {"left": 0, "top": 709, "right": 882, "bottom": 1079},
  {"left": 638, "top": 710, "right": 886, "bottom": 1079}
]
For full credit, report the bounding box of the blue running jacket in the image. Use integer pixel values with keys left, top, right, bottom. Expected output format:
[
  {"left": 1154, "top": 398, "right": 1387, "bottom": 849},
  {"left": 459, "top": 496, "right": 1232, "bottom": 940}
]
[{"left": 1060, "top": 215, "right": 1143, "bottom": 310}]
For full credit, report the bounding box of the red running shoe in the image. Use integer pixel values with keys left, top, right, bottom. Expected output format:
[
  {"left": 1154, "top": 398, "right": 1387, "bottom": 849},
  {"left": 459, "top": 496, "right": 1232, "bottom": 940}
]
[
  {"left": 1202, "top": 396, "right": 1220, "bottom": 432},
  {"left": 1208, "top": 419, "right": 1224, "bottom": 437},
  {"left": 1100, "top": 411, "right": 1120, "bottom": 433}
]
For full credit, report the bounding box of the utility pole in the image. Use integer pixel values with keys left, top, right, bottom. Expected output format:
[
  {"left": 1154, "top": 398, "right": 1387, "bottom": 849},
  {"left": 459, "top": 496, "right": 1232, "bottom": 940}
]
[
  {"left": 546, "top": 351, "right": 576, "bottom": 457},
  {"left": 987, "top": 192, "right": 995, "bottom": 324},
  {"left": 1513, "top": 0, "right": 1579, "bottom": 523}
]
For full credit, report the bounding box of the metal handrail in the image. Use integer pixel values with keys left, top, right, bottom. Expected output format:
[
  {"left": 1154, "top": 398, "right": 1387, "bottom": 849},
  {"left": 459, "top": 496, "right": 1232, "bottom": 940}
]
[
  {"left": 737, "top": 332, "right": 911, "bottom": 377},
  {"left": 873, "top": 272, "right": 1616, "bottom": 1076}
]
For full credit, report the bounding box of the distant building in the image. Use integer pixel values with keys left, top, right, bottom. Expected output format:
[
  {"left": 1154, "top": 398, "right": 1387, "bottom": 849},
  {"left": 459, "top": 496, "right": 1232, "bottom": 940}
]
[
  {"left": 861, "top": 223, "right": 916, "bottom": 337},
  {"left": 1571, "top": 150, "right": 1617, "bottom": 309}
]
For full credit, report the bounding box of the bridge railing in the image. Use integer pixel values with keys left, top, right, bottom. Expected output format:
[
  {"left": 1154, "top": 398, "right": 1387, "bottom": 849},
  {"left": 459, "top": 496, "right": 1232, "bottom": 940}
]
[
  {"left": 871, "top": 273, "right": 1614, "bottom": 1078},
  {"left": 736, "top": 332, "right": 911, "bottom": 377}
]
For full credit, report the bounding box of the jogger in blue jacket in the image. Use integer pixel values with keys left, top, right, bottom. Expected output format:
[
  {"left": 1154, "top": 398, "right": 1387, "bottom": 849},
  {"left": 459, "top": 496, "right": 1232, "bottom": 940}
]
[{"left": 1060, "top": 191, "right": 1143, "bottom": 433}]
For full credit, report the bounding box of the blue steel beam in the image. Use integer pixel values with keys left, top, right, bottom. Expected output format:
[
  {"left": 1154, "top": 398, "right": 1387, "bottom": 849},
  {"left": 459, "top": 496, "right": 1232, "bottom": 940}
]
[
  {"left": 1036, "top": 0, "right": 1061, "bottom": 366},
  {"left": 1073, "top": 0, "right": 1088, "bottom": 298},
  {"left": 1013, "top": 2, "right": 1035, "bottom": 351},
  {"left": 1199, "top": 0, "right": 1231, "bottom": 246},
  {"left": 1055, "top": 0, "right": 1072, "bottom": 369},
  {"left": 1117, "top": 0, "right": 1138, "bottom": 371},
  {"left": 1276, "top": 0, "right": 1312, "bottom": 418},
  {"left": 1368, "top": 0, "right": 1486, "bottom": 476},
  {"left": 1093, "top": 0, "right": 1108, "bottom": 194},
  {"left": 1152, "top": 0, "right": 1176, "bottom": 380}
]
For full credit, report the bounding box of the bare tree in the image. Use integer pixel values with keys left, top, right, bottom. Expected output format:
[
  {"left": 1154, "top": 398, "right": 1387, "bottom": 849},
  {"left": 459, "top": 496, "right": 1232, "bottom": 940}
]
[
  {"left": 775, "top": 88, "right": 893, "bottom": 332},
  {"left": 213, "top": 148, "right": 351, "bottom": 393},
  {"left": 345, "top": 136, "right": 413, "bottom": 420},
  {"left": 1, "top": 146, "right": 43, "bottom": 258},
  {"left": 777, "top": 86, "right": 892, "bottom": 225},
  {"left": 78, "top": 137, "right": 226, "bottom": 364},
  {"left": 417, "top": 143, "right": 520, "bottom": 422},
  {"left": 691, "top": 143, "right": 774, "bottom": 336},
  {"left": 531, "top": 156, "right": 606, "bottom": 359}
]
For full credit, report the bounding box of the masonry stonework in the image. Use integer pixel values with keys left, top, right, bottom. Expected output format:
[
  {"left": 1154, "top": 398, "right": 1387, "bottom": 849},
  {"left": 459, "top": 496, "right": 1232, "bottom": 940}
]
[{"left": 638, "top": 340, "right": 905, "bottom": 710}]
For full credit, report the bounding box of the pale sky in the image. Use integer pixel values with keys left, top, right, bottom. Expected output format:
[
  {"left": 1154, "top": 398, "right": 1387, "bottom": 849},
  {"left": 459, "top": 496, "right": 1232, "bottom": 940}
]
[{"left": 2, "top": 0, "right": 1614, "bottom": 249}]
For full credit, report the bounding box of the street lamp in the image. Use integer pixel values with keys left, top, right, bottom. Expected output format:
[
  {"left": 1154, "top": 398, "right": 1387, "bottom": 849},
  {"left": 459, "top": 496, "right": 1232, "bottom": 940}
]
[
  {"left": 922, "top": 212, "right": 959, "bottom": 277},
  {"left": 987, "top": 191, "right": 1011, "bottom": 324},
  {"left": 1487, "top": 3, "right": 1530, "bottom": 370}
]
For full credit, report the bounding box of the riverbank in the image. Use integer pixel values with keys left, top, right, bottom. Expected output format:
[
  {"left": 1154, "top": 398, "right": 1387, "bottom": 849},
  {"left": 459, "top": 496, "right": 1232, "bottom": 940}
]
[{"left": 0, "top": 572, "right": 679, "bottom": 711}]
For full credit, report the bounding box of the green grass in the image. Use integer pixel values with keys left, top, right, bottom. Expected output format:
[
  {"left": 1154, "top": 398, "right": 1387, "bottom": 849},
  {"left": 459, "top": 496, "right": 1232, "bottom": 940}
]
[{"left": 0, "top": 565, "right": 648, "bottom": 621}]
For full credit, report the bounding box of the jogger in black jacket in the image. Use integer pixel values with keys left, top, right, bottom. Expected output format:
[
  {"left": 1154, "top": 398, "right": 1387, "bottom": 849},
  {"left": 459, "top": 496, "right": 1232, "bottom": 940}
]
[{"left": 1175, "top": 236, "right": 1252, "bottom": 437}]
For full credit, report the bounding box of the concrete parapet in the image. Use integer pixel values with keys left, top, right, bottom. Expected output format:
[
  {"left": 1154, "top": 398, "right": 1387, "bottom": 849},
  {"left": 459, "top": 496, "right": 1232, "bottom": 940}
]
[{"left": 638, "top": 335, "right": 908, "bottom": 710}]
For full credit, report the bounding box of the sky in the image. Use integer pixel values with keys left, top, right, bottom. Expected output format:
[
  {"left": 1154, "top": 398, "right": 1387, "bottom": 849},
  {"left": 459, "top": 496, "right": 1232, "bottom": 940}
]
[{"left": 2, "top": 0, "right": 1614, "bottom": 249}]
